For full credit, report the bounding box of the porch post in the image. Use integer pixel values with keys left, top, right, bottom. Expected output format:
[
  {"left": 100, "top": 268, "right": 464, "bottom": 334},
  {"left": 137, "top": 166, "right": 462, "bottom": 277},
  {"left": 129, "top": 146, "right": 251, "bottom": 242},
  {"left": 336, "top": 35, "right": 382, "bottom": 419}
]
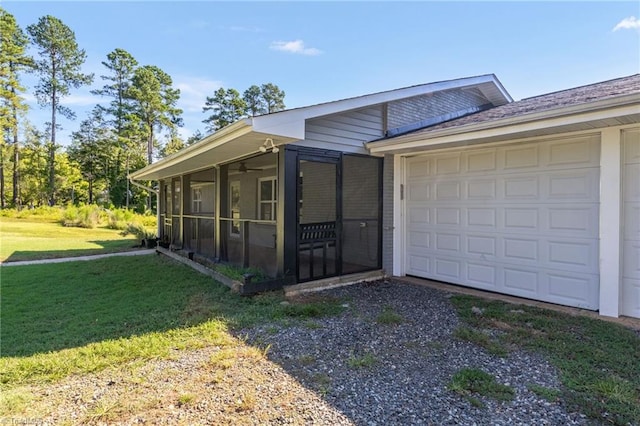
[
  {"left": 215, "top": 166, "right": 223, "bottom": 260},
  {"left": 180, "top": 174, "right": 188, "bottom": 247},
  {"left": 277, "top": 147, "right": 297, "bottom": 278}
]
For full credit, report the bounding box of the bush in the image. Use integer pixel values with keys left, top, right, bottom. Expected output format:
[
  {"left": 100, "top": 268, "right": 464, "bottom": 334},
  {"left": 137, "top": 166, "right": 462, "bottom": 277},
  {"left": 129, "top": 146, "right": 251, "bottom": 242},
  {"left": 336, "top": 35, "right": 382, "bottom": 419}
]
[
  {"left": 61, "top": 205, "right": 106, "bottom": 228},
  {"left": 120, "top": 222, "right": 157, "bottom": 240},
  {"left": 0, "top": 206, "right": 63, "bottom": 221}
]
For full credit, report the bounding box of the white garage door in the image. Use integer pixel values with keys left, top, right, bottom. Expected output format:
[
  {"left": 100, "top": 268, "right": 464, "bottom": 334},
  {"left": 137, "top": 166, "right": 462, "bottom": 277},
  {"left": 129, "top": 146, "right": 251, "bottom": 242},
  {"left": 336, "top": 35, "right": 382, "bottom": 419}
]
[
  {"left": 405, "top": 135, "right": 600, "bottom": 309},
  {"left": 622, "top": 128, "right": 640, "bottom": 318}
]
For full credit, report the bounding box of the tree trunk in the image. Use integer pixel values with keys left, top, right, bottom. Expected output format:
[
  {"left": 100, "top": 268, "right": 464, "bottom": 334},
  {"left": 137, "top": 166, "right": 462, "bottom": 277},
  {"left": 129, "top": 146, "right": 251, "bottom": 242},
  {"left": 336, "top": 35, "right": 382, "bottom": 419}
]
[
  {"left": 0, "top": 144, "right": 5, "bottom": 209},
  {"left": 11, "top": 86, "right": 20, "bottom": 208},
  {"left": 49, "top": 85, "right": 57, "bottom": 207},
  {"left": 147, "top": 128, "right": 153, "bottom": 211},
  {"left": 12, "top": 119, "right": 20, "bottom": 208}
]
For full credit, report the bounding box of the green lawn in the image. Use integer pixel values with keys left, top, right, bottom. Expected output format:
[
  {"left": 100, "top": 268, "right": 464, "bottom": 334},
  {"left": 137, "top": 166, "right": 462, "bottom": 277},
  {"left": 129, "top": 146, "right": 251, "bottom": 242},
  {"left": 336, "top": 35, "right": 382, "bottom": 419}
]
[
  {"left": 0, "top": 217, "right": 139, "bottom": 262},
  {"left": 0, "top": 255, "right": 342, "bottom": 384}
]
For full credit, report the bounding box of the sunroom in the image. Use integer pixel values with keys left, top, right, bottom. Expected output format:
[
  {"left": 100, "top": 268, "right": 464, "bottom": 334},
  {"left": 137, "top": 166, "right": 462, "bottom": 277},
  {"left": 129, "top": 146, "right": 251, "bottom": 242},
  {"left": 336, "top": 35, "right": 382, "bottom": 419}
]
[
  {"left": 130, "top": 118, "right": 384, "bottom": 286},
  {"left": 129, "top": 74, "right": 512, "bottom": 289}
]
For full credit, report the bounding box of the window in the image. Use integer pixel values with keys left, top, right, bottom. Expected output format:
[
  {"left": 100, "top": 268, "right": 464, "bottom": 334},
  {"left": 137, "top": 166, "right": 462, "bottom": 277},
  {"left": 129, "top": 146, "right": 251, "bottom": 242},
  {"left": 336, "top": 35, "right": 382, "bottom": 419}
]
[
  {"left": 230, "top": 181, "right": 240, "bottom": 236},
  {"left": 192, "top": 188, "right": 202, "bottom": 213},
  {"left": 258, "top": 177, "right": 277, "bottom": 221}
]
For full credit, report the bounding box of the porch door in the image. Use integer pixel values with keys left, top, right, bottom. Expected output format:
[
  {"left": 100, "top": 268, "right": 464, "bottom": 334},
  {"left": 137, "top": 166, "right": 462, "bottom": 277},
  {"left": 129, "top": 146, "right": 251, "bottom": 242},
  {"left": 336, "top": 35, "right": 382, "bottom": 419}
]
[{"left": 297, "top": 157, "right": 340, "bottom": 282}]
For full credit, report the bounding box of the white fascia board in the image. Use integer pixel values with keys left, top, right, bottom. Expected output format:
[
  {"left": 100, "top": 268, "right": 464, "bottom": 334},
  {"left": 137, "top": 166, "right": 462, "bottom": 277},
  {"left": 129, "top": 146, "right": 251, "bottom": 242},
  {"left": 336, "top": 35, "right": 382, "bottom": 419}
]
[
  {"left": 368, "top": 95, "right": 640, "bottom": 154},
  {"left": 129, "top": 120, "right": 253, "bottom": 180}
]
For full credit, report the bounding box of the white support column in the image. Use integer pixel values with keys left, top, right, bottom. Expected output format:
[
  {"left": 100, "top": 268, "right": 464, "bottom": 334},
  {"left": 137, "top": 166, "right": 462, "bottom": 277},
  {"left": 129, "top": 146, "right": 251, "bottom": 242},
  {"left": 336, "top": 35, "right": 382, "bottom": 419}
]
[
  {"left": 392, "top": 155, "right": 405, "bottom": 276},
  {"left": 599, "top": 128, "right": 622, "bottom": 317}
]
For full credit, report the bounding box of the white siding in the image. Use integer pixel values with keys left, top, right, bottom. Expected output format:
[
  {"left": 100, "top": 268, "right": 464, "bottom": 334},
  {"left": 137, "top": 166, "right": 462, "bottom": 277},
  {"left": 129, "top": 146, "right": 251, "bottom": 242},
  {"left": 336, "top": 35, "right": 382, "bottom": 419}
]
[{"left": 297, "top": 106, "right": 384, "bottom": 154}]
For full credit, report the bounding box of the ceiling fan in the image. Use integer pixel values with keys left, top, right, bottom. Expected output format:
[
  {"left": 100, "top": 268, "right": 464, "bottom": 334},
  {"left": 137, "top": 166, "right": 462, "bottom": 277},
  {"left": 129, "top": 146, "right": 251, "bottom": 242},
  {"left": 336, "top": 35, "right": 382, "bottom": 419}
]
[{"left": 236, "top": 162, "right": 262, "bottom": 173}]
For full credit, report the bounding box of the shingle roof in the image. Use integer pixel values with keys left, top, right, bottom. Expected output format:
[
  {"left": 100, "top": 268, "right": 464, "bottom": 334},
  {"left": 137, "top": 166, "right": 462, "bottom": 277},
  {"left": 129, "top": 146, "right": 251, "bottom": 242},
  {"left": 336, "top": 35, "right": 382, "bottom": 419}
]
[{"left": 399, "top": 74, "right": 640, "bottom": 136}]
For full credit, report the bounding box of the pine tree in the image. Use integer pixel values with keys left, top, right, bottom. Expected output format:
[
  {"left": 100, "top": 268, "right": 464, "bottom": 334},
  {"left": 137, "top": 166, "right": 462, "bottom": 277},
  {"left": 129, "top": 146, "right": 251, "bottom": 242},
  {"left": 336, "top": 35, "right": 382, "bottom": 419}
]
[
  {"left": 0, "top": 8, "right": 33, "bottom": 207},
  {"left": 27, "top": 15, "right": 93, "bottom": 205}
]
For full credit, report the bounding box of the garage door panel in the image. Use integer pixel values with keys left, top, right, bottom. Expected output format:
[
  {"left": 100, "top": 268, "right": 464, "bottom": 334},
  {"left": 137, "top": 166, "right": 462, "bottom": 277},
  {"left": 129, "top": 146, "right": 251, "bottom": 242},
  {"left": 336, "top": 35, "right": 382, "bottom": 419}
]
[
  {"left": 621, "top": 278, "right": 640, "bottom": 316},
  {"left": 547, "top": 272, "right": 598, "bottom": 308},
  {"left": 467, "top": 179, "right": 497, "bottom": 199},
  {"left": 467, "top": 208, "right": 497, "bottom": 227},
  {"left": 405, "top": 136, "right": 600, "bottom": 310},
  {"left": 435, "top": 208, "right": 461, "bottom": 225},
  {"left": 623, "top": 205, "right": 640, "bottom": 237},
  {"left": 434, "top": 257, "right": 462, "bottom": 279},
  {"left": 407, "top": 181, "right": 431, "bottom": 202},
  {"left": 503, "top": 145, "right": 540, "bottom": 170},
  {"left": 548, "top": 137, "right": 599, "bottom": 166},
  {"left": 622, "top": 241, "right": 640, "bottom": 277},
  {"left": 547, "top": 206, "right": 598, "bottom": 237},
  {"left": 546, "top": 170, "right": 599, "bottom": 201},
  {"left": 407, "top": 206, "right": 431, "bottom": 225},
  {"left": 467, "top": 235, "right": 497, "bottom": 257},
  {"left": 435, "top": 155, "right": 461, "bottom": 174},
  {"left": 408, "top": 255, "right": 431, "bottom": 275},
  {"left": 466, "top": 149, "right": 497, "bottom": 172},
  {"left": 467, "top": 262, "right": 498, "bottom": 287},
  {"left": 504, "top": 238, "right": 539, "bottom": 262},
  {"left": 623, "top": 163, "right": 640, "bottom": 200}
]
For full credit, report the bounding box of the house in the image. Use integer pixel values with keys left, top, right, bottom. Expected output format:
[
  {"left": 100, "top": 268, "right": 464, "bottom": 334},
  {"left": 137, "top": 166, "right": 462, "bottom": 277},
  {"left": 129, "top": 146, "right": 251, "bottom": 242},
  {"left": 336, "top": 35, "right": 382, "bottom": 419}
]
[{"left": 130, "top": 74, "right": 640, "bottom": 319}]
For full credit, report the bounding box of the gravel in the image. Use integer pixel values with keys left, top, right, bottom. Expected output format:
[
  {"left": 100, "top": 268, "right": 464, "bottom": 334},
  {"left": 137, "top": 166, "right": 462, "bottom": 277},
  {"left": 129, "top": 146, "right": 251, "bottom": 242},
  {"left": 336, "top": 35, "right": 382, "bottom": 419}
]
[
  {"left": 31, "top": 279, "right": 595, "bottom": 425},
  {"left": 245, "top": 280, "right": 590, "bottom": 425}
]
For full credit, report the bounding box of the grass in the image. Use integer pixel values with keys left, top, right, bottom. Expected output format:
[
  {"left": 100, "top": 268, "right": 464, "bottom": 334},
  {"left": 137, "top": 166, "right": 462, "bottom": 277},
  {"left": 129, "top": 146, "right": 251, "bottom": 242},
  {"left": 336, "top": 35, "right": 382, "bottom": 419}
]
[
  {"left": 0, "top": 217, "right": 139, "bottom": 262},
  {"left": 451, "top": 295, "right": 640, "bottom": 425},
  {"left": 449, "top": 367, "right": 515, "bottom": 408},
  {"left": 0, "top": 255, "right": 345, "bottom": 386},
  {"left": 453, "top": 326, "right": 509, "bottom": 357},
  {"left": 347, "top": 352, "right": 377, "bottom": 368},
  {"left": 376, "top": 306, "right": 404, "bottom": 325}
]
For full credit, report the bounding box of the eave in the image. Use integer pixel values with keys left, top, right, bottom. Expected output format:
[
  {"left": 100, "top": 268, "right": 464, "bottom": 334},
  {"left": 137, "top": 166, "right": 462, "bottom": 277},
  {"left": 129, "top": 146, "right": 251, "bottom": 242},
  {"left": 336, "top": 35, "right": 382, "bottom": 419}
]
[{"left": 367, "top": 93, "right": 640, "bottom": 155}]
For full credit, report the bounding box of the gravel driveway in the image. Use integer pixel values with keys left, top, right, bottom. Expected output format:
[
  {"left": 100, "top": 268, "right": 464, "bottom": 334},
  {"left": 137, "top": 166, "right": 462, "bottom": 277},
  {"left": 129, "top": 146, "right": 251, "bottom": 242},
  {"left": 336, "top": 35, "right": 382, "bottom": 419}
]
[
  {"left": 35, "top": 279, "right": 594, "bottom": 425},
  {"left": 244, "top": 280, "right": 589, "bottom": 425}
]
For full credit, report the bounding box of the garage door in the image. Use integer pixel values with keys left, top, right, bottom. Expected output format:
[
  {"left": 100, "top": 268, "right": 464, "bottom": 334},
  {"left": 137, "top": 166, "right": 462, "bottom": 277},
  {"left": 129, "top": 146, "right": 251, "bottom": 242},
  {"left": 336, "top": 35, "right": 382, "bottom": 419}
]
[
  {"left": 405, "top": 135, "right": 600, "bottom": 309},
  {"left": 622, "top": 128, "right": 640, "bottom": 318}
]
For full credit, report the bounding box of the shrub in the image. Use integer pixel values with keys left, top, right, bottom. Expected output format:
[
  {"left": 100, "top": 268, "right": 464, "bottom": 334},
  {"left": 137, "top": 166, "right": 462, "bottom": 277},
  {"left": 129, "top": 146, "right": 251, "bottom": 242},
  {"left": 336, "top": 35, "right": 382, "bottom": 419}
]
[
  {"left": 61, "top": 205, "right": 105, "bottom": 228},
  {"left": 120, "top": 222, "right": 157, "bottom": 240}
]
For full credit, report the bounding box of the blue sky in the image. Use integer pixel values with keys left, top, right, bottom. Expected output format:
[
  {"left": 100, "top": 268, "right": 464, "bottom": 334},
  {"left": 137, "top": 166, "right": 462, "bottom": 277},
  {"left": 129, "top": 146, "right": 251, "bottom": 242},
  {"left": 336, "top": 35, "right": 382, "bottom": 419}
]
[{"left": 4, "top": 1, "right": 640, "bottom": 146}]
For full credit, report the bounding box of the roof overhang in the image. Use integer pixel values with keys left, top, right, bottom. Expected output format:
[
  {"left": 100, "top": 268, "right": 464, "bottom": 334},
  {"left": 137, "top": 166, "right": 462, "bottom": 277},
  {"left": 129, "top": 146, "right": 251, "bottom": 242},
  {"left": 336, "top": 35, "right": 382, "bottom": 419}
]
[
  {"left": 367, "top": 93, "right": 640, "bottom": 155},
  {"left": 130, "top": 74, "right": 513, "bottom": 181},
  {"left": 129, "top": 119, "right": 299, "bottom": 181}
]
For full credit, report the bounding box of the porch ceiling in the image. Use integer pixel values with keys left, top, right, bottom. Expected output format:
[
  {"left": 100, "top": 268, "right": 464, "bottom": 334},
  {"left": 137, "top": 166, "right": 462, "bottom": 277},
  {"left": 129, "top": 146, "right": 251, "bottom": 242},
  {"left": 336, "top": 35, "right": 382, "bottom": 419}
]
[{"left": 130, "top": 128, "right": 296, "bottom": 181}]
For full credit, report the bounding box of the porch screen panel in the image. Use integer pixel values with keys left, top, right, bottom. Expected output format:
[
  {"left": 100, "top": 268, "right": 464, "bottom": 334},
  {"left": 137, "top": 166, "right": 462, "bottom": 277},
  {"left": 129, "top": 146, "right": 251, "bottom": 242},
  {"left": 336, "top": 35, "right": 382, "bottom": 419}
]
[
  {"left": 185, "top": 169, "right": 216, "bottom": 257},
  {"left": 342, "top": 155, "right": 382, "bottom": 274}
]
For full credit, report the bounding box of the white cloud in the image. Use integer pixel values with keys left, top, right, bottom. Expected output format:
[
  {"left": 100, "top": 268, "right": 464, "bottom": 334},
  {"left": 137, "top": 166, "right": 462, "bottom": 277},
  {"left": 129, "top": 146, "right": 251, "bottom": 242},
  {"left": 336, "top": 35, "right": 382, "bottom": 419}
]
[
  {"left": 613, "top": 16, "right": 640, "bottom": 31},
  {"left": 175, "top": 76, "right": 223, "bottom": 113},
  {"left": 269, "top": 40, "right": 322, "bottom": 56}
]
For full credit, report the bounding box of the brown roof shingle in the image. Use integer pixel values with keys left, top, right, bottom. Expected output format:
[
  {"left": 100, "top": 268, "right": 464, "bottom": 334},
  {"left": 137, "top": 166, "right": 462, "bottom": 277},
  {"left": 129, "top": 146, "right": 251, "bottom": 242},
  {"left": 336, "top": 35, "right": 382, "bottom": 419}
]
[{"left": 401, "top": 74, "right": 640, "bottom": 136}]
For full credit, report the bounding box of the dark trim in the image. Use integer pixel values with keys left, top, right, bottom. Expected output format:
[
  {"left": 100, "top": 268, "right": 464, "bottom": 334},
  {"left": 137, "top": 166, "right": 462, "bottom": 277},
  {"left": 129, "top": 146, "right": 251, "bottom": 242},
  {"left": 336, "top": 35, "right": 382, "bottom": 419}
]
[{"left": 280, "top": 147, "right": 298, "bottom": 278}]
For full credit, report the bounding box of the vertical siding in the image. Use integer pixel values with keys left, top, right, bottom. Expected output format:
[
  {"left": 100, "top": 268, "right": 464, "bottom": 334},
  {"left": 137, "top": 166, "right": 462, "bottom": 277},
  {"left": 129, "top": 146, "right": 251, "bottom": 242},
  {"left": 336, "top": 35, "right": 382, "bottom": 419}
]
[
  {"left": 387, "top": 88, "right": 488, "bottom": 131},
  {"left": 297, "top": 106, "right": 384, "bottom": 154},
  {"left": 382, "top": 154, "right": 395, "bottom": 275}
]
